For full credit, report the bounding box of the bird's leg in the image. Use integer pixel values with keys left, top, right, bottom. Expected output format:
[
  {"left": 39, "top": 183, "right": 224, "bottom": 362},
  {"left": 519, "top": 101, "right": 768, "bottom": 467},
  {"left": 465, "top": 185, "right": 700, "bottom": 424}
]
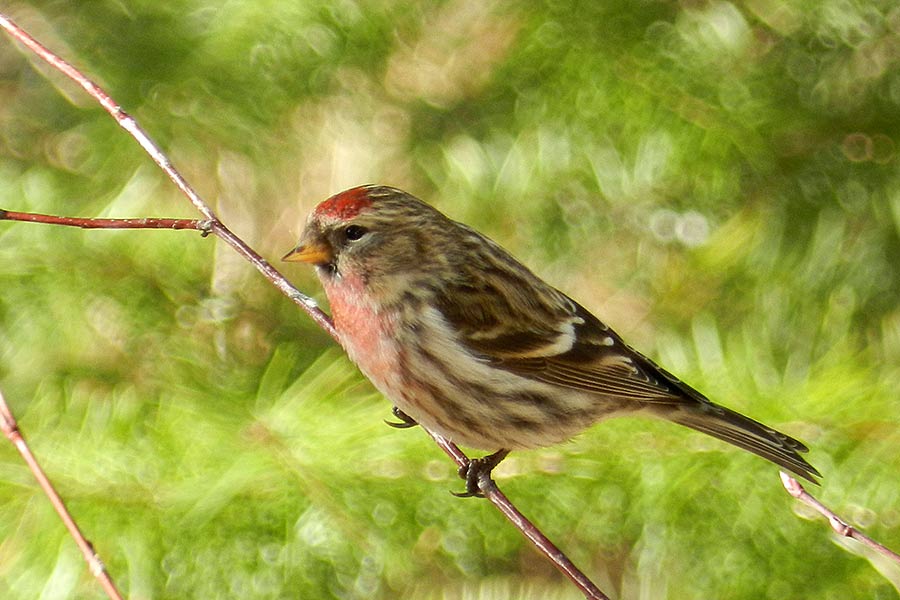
[
  {"left": 384, "top": 406, "right": 418, "bottom": 429},
  {"left": 453, "top": 449, "right": 510, "bottom": 498}
]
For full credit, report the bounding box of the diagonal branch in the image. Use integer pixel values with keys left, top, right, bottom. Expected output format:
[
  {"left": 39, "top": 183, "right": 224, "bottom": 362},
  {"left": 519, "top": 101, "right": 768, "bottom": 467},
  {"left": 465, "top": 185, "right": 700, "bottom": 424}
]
[
  {"left": 781, "top": 472, "right": 900, "bottom": 565},
  {"left": 0, "top": 389, "right": 124, "bottom": 600},
  {"left": 429, "top": 432, "right": 610, "bottom": 599},
  {"left": 0, "top": 12, "right": 607, "bottom": 600}
]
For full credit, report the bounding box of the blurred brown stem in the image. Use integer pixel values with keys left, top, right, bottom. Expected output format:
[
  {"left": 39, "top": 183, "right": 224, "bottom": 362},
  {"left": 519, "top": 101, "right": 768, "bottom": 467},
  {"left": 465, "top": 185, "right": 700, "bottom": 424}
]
[
  {"left": 0, "top": 11, "right": 608, "bottom": 600},
  {"left": 0, "top": 389, "right": 124, "bottom": 600}
]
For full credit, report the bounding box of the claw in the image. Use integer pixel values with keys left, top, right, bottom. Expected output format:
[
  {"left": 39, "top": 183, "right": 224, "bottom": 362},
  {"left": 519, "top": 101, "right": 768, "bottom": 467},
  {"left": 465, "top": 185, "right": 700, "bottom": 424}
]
[
  {"left": 384, "top": 406, "right": 418, "bottom": 429},
  {"left": 452, "top": 449, "right": 510, "bottom": 498}
]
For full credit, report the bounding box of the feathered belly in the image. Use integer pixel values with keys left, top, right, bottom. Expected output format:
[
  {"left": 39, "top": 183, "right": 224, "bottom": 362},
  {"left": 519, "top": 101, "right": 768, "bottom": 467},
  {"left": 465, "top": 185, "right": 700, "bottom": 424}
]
[
  {"left": 324, "top": 276, "right": 406, "bottom": 397},
  {"left": 328, "top": 290, "right": 599, "bottom": 450}
]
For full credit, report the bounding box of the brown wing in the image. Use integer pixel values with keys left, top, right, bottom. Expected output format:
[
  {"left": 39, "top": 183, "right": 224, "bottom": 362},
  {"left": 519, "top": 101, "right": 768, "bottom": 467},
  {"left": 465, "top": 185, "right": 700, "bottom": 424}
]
[
  {"left": 430, "top": 221, "right": 697, "bottom": 404},
  {"left": 434, "top": 268, "right": 684, "bottom": 406},
  {"left": 433, "top": 268, "right": 820, "bottom": 483}
]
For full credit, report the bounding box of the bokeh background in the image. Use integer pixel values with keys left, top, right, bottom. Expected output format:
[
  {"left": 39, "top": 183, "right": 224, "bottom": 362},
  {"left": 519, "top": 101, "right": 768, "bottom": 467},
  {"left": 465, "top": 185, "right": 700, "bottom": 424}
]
[{"left": 1, "top": 1, "right": 899, "bottom": 598}]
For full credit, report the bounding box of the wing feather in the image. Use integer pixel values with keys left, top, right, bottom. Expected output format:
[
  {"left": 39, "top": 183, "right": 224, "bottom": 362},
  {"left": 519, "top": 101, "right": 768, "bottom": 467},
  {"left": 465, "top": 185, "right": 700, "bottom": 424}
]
[{"left": 429, "top": 235, "right": 819, "bottom": 482}]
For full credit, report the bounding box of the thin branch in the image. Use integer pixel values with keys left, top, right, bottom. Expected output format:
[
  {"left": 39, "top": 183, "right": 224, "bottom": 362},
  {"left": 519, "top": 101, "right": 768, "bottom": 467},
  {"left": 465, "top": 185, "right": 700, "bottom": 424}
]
[
  {"left": 0, "top": 12, "right": 332, "bottom": 341},
  {"left": 0, "top": 209, "right": 212, "bottom": 231},
  {"left": 429, "top": 432, "right": 611, "bottom": 600},
  {"left": 0, "top": 11, "right": 607, "bottom": 599},
  {"left": 0, "top": 389, "right": 124, "bottom": 600},
  {"left": 0, "top": 13, "right": 214, "bottom": 223},
  {"left": 781, "top": 472, "right": 900, "bottom": 564}
]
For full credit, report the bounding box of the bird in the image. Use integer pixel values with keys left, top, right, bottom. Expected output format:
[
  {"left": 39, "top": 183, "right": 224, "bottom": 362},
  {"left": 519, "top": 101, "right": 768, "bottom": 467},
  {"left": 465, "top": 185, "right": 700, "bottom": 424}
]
[{"left": 283, "top": 185, "right": 820, "bottom": 495}]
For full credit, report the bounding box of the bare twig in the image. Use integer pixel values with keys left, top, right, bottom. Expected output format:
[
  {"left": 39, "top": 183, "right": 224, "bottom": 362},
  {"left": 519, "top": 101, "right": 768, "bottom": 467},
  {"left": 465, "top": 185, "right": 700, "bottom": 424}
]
[
  {"left": 781, "top": 472, "right": 900, "bottom": 564},
  {"left": 0, "top": 12, "right": 335, "bottom": 339},
  {"left": 0, "top": 389, "right": 124, "bottom": 600},
  {"left": 0, "top": 11, "right": 607, "bottom": 599},
  {"left": 429, "top": 432, "right": 611, "bottom": 600},
  {"left": 0, "top": 209, "right": 212, "bottom": 232}
]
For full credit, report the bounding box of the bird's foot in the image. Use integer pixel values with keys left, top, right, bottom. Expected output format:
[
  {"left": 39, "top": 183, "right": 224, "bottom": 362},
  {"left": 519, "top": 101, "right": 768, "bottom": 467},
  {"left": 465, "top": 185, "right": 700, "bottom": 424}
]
[
  {"left": 452, "top": 449, "right": 510, "bottom": 498},
  {"left": 384, "top": 406, "right": 418, "bottom": 429}
]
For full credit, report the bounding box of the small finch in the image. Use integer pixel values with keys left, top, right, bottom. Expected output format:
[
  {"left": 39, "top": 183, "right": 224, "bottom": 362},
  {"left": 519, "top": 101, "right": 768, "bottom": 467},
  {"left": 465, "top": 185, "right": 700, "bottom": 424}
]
[{"left": 283, "top": 185, "right": 819, "bottom": 493}]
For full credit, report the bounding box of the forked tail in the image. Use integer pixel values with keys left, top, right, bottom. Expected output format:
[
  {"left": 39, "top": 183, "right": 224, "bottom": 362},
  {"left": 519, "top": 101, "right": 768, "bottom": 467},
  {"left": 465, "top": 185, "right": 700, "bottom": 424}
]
[{"left": 667, "top": 402, "right": 820, "bottom": 483}]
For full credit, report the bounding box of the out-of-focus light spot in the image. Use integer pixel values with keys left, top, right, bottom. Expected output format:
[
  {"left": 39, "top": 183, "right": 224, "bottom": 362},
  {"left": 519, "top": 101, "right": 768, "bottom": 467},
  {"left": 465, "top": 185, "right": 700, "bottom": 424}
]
[
  {"left": 294, "top": 507, "right": 334, "bottom": 547},
  {"left": 441, "top": 530, "right": 468, "bottom": 555},
  {"left": 176, "top": 304, "right": 200, "bottom": 329},
  {"left": 847, "top": 504, "right": 877, "bottom": 529},
  {"left": 882, "top": 508, "right": 900, "bottom": 529},
  {"left": 557, "top": 191, "right": 596, "bottom": 229},
  {"left": 718, "top": 79, "right": 753, "bottom": 114},
  {"left": 175, "top": 297, "right": 237, "bottom": 330},
  {"left": 534, "top": 20, "right": 564, "bottom": 48},
  {"left": 837, "top": 179, "right": 868, "bottom": 213},
  {"left": 649, "top": 209, "right": 709, "bottom": 247},
  {"left": 49, "top": 128, "right": 92, "bottom": 173},
  {"left": 371, "top": 458, "right": 406, "bottom": 479},
  {"left": 786, "top": 50, "right": 818, "bottom": 84},
  {"left": 676, "top": 210, "right": 710, "bottom": 247},
  {"left": 649, "top": 208, "right": 678, "bottom": 242},
  {"left": 645, "top": 20, "right": 675, "bottom": 45},
  {"left": 702, "top": 2, "right": 749, "bottom": 49},
  {"left": 423, "top": 459, "right": 449, "bottom": 481},
  {"left": 371, "top": 501, "right": 398, "bottom": 527},
  {"left": 301, "top": 24, "right": 338, "bottom": 57},
  {"left": 678, "top": 1, "right": 749, "bottom": 56},
  {"left": 204, "top": 296, "right": 238, "bottom": 323},
  {"left": 842, "top": 133, "right": 873, "bottom": 162},
  {"left": 252, "top": 571, "right": 282, "bottom": 597},
  {"left": 413, "top": 526, "right": 442, "bottom": 555},
  {"left": 258, "top": 543, "right": 282, "bottom": 566},
  {"left": 249, "top": 43, "right": 280, "bottom": 72}
]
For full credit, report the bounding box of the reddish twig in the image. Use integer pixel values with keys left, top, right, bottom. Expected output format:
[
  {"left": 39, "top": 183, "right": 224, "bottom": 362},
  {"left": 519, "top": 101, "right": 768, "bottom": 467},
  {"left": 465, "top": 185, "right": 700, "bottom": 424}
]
[
  {"left": 0, "top": 11, "right": 607, "bottom": 599},
  {"left": 0, "top": 389, "right": 124, "bottom": 600},
  {"left": 781, "top": 472, "right": 900, "bottom": 564},
  {"left": 0, "top": 209, "right": 212, "bottom": 231},
  {"left": 0, "top": 12, "right": 336, "bottom": 339},
  {"left": 429, "top": 432, "right": 611, "bottom": 600}
]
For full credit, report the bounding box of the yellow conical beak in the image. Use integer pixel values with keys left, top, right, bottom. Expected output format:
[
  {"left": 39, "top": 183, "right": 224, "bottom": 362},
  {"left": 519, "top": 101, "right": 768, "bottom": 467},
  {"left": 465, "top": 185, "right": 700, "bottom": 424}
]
[{"left": 282, "top": 240, "right": 332, "bottom": 265}]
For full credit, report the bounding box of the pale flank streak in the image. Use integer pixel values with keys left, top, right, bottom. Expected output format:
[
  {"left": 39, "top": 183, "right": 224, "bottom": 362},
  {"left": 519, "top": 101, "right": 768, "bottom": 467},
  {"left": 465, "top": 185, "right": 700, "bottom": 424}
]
[{"left": 396, "top": 306, "right": 599, "bottom": 449}]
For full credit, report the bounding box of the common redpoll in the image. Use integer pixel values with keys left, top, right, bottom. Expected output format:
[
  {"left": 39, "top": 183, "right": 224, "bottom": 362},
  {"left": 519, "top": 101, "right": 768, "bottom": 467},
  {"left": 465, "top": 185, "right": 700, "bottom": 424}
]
[{"left": 283, "top": 185, "right": 820, "bottom": 493}]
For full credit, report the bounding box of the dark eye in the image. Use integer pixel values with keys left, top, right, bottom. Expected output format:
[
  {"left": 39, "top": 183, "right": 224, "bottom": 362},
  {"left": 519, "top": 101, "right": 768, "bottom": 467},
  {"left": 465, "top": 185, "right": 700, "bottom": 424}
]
[{"left": 344, "top": 225, "right": 368, "bottom": 241}]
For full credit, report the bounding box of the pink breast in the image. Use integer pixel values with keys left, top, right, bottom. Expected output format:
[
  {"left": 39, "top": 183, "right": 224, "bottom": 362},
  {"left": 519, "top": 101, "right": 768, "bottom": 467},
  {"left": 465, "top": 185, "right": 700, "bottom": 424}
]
[{"left": 322, "top": 274, "right": 402, "bottom": 394}]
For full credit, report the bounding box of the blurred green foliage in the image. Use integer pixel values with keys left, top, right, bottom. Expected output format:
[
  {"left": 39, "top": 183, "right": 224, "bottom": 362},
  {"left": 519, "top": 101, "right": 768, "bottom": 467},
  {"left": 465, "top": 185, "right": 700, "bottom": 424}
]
[{"left": 1, "top": 1, "right": 899, "bottom": 598}]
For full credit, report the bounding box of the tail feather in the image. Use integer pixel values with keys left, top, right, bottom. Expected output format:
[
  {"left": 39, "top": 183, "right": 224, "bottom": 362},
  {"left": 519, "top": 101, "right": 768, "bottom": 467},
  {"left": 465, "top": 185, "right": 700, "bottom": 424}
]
[{"left": 665, "top": 403, "right": 821, "bottom": 484}]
